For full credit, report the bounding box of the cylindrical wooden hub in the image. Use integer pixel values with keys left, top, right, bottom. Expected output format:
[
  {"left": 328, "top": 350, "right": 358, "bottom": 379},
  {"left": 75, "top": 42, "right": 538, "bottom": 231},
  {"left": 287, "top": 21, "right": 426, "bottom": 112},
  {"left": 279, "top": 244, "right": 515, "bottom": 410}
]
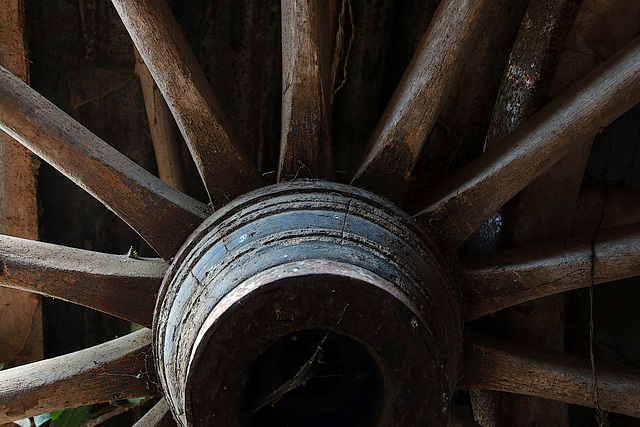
[{"left": 154, "top": 181, "right": 462, "bottom": 426}]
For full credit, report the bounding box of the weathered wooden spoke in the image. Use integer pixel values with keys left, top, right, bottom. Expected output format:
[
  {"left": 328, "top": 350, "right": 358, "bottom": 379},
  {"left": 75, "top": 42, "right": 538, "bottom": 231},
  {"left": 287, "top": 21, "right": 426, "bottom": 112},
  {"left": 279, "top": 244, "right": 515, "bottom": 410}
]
[
  {"left": 133, "top": 399, "right": 176, "bottom": 427},
  {"left": 349, "top": 0, "right": 494, "bottom": 203},
  {"left": 0, "top": 329, "right": 157, "bottom": 424},
  {"left": 0, "top": 235, "right": 165, "bottom": 326},
  {"left": 0, "top": 67, "right": 208, "bottom": 260},
  {"left": 278, "top": 0, "right": 334, "bottom": 181},
  {"left": 472, "top": 2, "right": 583, "bottom": 423},
  {"left": 110, "top": 0, "right": 264, "bottom": 206},
  {"left": 465, "top": 335, "right": 640, "bottom": 418},
  {"left": 412, "top": 35, "right": 640, "bottom": 252},
  {"left": 464, "top": 222, "right": 640, "bottom": 321},
  {"left": 135, "top": 50, "right": 189, "bottom": 193}
]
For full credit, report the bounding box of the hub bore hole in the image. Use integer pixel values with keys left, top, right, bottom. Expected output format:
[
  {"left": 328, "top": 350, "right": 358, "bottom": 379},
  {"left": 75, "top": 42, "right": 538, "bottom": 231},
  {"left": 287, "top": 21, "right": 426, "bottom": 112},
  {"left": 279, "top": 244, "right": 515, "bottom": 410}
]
[{"left": 245, "top": 330, "right": 384, "bottom": 426}]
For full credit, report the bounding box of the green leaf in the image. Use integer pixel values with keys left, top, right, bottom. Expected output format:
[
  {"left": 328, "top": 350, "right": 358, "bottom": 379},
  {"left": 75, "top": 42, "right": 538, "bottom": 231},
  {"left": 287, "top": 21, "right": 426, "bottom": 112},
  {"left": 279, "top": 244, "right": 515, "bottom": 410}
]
[
  {"left": 49, "top": 410, "right": 65, "bottom": 420},
  {"left": 50, "top": 406, "right": 91, "bottom": 427}
]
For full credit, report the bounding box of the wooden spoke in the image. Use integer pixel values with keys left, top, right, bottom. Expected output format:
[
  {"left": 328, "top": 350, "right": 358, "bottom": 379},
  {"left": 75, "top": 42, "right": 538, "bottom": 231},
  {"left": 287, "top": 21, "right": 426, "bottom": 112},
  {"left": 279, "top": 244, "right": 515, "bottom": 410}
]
[
  {"left": 278, "top": 0, "right": 335, "bottom": 181},
  {"left": 468, "top": 4, "right": 634, "bottom": 424},
  {"left": 463, "top": 223, "right": 640, "bottom": 321},
  {"left": 482, "top": 0, "right": 586, "bottom": 247},
  {"left": 134, "top": 49, "right": 189, "bottom": 193},
  {"left": 133, "top": 399, "right": 176, "bottom": 427},
  {"left": 111, "top": 0, "right": 263, "bottom": 206},
  {"left": 0, "top": 67, "right": 208, "bottom": 260},
  {"left": 349, "top": 0, "right": 494, "bottom": 203},
  {"left": 412, "top": 35, "right": 640, "bottom": 251},
  {"left": 484, "top": 0, "right": 581, "bottom": 148},
  {"left": 0, "top": 235, "right": 166, "bottom": 327},
  {"left": 464, "top": 335, "right": 640, "bottom": 418},
  {"left": 0, "top": 329, "right": 157, "bottom": 423}
]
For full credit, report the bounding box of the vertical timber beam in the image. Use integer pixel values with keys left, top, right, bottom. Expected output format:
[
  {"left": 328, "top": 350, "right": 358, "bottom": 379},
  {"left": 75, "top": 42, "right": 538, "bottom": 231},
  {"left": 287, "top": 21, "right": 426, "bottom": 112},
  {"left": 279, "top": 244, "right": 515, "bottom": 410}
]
[{"left": 0, "top": 0, "right": 43, "bottom": 371}]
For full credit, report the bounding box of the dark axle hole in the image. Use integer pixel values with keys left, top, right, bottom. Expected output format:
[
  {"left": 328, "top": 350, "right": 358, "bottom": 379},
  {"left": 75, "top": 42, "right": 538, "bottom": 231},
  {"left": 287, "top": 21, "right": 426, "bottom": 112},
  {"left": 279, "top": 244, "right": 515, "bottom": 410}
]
[{"left": 245, "top": 329, "right": 384, "bottom": 426}]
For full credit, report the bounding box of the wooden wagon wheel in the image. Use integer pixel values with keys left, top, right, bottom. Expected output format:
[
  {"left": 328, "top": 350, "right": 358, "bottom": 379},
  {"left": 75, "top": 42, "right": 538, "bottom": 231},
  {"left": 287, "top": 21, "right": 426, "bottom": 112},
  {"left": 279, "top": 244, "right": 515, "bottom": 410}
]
[{"left": 1, "top": 0, "right": 640, "bottom": 425}]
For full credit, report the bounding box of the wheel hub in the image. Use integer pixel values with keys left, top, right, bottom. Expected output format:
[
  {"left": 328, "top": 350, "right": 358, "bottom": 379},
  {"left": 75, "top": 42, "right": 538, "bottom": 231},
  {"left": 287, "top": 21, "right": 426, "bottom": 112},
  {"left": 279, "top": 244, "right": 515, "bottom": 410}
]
[{"left": 154, "top": 181, "right": 462, "bottom": 426}]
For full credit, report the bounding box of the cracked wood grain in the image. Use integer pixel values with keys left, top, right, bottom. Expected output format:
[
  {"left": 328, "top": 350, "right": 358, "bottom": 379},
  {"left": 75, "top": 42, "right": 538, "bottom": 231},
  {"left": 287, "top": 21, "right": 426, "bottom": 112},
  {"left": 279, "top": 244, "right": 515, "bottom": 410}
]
[
  {"left": 111, "top": 0, "right": 264, "bottom": 206},
  {"left": 463, "top": 222, "right": 640, "bottom": 320},
  {"left": 349, "top": 0, "right": 495, "bottom": 203},
  {"left": 465, "top": 334, "right": 640, "bottom": 418},
  {"left": 0, "top": 66, "right": 209, "bottom": 260},
  {"left": 279, "top": 0, "right": 335, "bottom": 181},
  {"left": 0, "top": 329, "right": 158, "bottom": 424},
  {"left": 467, "top": 2, "right": 582, "bottom": 424},
  {"left": 412, "top": 35, "right": 640, "bottom": 252},
  {"left": 0, "top": 235, "right": 166, "bottom": 327}
]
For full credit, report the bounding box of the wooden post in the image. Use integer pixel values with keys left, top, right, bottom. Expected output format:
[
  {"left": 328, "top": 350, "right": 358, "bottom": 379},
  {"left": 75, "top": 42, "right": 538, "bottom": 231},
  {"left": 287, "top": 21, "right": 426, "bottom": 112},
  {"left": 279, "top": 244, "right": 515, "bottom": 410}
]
[{"left": 0, "top": 0, "right": 43, "bottom": 372}]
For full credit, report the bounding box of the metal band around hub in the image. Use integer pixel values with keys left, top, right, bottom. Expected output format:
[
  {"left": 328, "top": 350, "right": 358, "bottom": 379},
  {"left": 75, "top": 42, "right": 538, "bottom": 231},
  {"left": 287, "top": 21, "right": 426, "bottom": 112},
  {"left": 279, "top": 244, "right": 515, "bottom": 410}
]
[{"left": 153, "top": 181, "right": 462, "bottom": 426}]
